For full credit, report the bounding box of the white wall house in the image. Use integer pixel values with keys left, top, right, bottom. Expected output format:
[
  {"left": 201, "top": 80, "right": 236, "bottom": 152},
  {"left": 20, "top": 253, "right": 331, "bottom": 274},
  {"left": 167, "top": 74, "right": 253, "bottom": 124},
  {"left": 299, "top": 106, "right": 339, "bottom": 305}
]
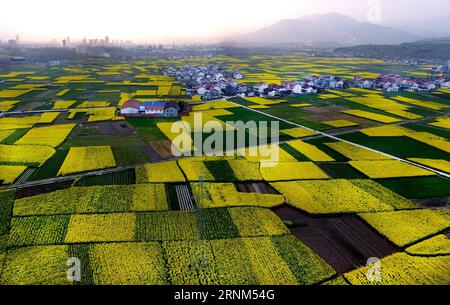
[{"left": 121, "top": 107, "right": 139, "bottom": 115}]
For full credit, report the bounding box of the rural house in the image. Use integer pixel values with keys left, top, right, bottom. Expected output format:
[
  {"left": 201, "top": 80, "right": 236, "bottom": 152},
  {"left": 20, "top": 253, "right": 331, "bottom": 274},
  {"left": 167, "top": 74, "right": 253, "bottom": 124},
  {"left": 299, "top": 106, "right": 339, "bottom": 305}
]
[{"left": 120, "top": 100, "right": 189, "bottom": 118}]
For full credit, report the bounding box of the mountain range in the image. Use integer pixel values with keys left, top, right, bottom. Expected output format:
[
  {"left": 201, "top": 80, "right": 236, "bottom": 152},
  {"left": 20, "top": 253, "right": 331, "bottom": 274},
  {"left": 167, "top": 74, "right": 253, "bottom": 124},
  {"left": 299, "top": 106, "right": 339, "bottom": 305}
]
[{"left": 237, "top": 13, "right": 445, "bottom": 47}]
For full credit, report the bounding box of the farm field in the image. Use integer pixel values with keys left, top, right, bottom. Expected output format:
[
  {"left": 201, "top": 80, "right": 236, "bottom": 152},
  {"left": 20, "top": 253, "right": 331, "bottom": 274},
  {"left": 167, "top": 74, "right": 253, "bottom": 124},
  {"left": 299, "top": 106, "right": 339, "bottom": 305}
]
[{"left": 0, "top": 54, "right": 449, "bottom": 286}]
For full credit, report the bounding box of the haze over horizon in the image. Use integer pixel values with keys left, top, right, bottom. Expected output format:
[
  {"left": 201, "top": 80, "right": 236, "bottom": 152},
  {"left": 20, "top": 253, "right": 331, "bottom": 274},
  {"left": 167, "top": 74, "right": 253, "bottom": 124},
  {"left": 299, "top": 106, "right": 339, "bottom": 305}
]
[{"left": 1, "top": 0, "right": 449, "bottom": 43}]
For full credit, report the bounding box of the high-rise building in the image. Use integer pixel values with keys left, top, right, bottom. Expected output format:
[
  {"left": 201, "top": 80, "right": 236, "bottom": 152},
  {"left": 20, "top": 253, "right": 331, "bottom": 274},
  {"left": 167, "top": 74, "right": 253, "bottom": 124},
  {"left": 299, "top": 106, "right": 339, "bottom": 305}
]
[
  {"left": 8, "top": 39, "right": 17, "bottom": 47},
  {"left": 105, "top": 36, "right": 110, "bottom": 44},
  {"left": 67, "top": 37, "right": 70, "bottom": 45},
  {"left": 15, "top": 35, "right": 20, "bottom": 44},
  {"left": 62, "top": 39, "right": 67, "bottom": 47}
]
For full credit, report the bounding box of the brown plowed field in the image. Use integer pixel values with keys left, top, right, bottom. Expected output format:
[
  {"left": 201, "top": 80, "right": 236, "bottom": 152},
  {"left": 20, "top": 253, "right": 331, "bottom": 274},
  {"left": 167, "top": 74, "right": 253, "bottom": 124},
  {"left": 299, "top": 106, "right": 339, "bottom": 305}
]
[{"left": 274, "top": 206, "right": 398, "bottom": 274}]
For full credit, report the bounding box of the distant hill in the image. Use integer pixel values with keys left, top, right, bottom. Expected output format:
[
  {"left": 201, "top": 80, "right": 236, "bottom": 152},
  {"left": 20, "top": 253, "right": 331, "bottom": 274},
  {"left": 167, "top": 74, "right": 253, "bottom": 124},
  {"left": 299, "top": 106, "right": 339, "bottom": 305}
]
[
  {"left": 239, "top": 13, "right": 419, "bottom": 47},
  {"left": 334, "top": 37, "right": 450, "bottom": 61}
]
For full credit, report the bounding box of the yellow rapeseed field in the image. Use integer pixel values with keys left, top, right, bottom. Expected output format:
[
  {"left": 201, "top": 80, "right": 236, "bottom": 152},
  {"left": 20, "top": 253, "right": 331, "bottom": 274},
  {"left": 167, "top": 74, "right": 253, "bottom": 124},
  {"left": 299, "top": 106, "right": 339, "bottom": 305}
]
[
  {"left": 260, "top": 162, "right": 329, "bottom": 181},
  {"left": 89, "top": 242, "right": 167, "bottom": 285},
  {"left": 287, "top": 140, "right": 335, "bottom": 162},
  {"left": 326, "top": 142, "right": 391, "bottom": 160},
  {"left": 156, "top": 122, "right": 195, "bottom": 154},
  {"left": 281, "top": 127, "right": 318, "bottom": 138},
  {"left": 0, "top": 101, "right": 20, "bottom": 111},
  {"left": 0, "top": 165, "right": 27, "bottom": 184},
  {"left": 360, "top": 209, "right": 450, "bottom": 247},
  {"left": 349, "top": 160, "right": 435, "bottom": 178},
  {"left": 406, "top": 235, "right": 450, "bottom": 256},
  {"left": 408, "top": 158, "right": 450, "bottom": 174},
  {"left": 227, "top": 160, "right": 264, "bottom": 181},
  {"left": 429, "top": 117, "right": 450, "bottom": 129},
  {"left": 57, "top": 146, "right": 117, "bottom": 176},
  {"left": 344, "top": 253, "right": 450, "bottom": 285},
  {"left": 0, "top": 89, "right": 30, "bottom": 98},
  {"left": 77, "top": 101, "right": 111, "bottom": 108},
  {"left": 177, "top": 159, "right": 215, "bottom": 181},
  {"left": 342, "top": 110, "right": 402, "bottom": 123},
  {"left": 362, "top": 125, "right": 450, "bottom": 153},
  {"left": 0, "top": 245, "right": 69, "bottom": 285},
  {"left": 0, "top": 144, "right": 55, "bottom": 165},
  {"left": 192, "top": 100, "right": 238, "bottom": 111},
  {"left": 15, "top": 123, "right": 76, "bottom": 148},
  {"left": 289, "top": 103, "right": 312, "bottom": 108},
  {"left": 55, "top": 89, "right": 70, "bottom": 97},
  {"left": 244, "top": 97, "right": 284, "bottom": 106},
  {"left": 136, "top": 161, "right": 186, "bottom": 183},
  {"left": 53, "top": 100, "right": 76, "bottom": 109},
  {"left": 0, "top": 130, "right": 15, "bottom": 142},
  {"left": 37, "top": 112, "right": 59, "bottom": 124},
  {"left": 271, "top": 179, "right": 415, "bottom": 214},
  {"left": 323, "top": 120, "right": 358, "bottom": 128},
  {"left": 192, "top": 183, "right": 284, "bottom": 208},
  {"left": 392, "top": 96, "right": 448, "bottom": 110},
  {"left": 65, "top": 213, "right": 136, "bottom": 243}
]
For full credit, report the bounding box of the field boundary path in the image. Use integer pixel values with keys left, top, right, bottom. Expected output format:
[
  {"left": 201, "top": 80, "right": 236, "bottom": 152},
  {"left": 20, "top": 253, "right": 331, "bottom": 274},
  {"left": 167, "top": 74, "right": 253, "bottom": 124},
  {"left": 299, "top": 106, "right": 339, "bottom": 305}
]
[{"left": 228, "top": 100, "right": 450, "bottom": 179}]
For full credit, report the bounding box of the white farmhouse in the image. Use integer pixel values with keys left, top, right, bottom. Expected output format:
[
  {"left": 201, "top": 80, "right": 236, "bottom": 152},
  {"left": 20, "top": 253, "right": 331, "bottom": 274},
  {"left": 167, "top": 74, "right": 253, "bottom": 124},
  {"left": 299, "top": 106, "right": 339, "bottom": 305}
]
[{"left": 292, "top": 84, "right": 303, "bottom": 94}]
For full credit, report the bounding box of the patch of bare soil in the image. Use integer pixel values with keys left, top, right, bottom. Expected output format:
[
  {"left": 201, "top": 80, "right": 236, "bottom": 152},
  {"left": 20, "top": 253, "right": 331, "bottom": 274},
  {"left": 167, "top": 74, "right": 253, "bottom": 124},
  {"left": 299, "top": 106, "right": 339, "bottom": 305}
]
[
  {"left": 274, "top": 206, "right": 398, "bottom": 274},
  {"left": 413, "top": 197, "right": 449, "bottom": 208},
  {"left": 16, "top": 180, "right": 74, "bottom": 199},
  {"left": 149, "top": 140, "right": 178, "bottom": 160},
  {"left": 94, "top": 121, "right": 135, "bottom": 136},
  {"left": 236, "top": 182, "right": 278, "bottom": 194},
  {"left": 141, "top": 145, "right": 162, "bottom": 162}
]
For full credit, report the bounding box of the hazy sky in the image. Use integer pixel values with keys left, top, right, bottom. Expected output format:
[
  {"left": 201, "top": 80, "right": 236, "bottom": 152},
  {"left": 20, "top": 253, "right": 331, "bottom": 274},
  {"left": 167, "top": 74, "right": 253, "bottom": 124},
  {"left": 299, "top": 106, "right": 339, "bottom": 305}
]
[{"left": 1, "top": 0, "right": 449, "bottom": 43}]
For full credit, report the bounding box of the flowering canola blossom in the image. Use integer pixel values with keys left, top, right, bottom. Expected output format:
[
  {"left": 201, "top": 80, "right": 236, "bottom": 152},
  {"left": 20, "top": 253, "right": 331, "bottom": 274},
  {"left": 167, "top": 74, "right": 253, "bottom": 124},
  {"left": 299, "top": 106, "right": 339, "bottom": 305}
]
[
  {"left": 359, "top": 209, "right": 450, "bottom": 247},
  {"left": 0, "top": 165, "right": 27, "bottom": 184},
  {"left": 344, "top": 253, "right": 450, "bottom": 285},
  {"left": 58, "top": 146, "right": 117, "bottom": 176},
  {"left": 191, "top": 182, "right": 284, "bottom": 208},
  {"left": 13, "top": 184, "right": 169, "bottom": 216},
  {"left": 326, "top": 141, "right": 392, "bottom": 161},
  {"left": 349, "top": 160, "right": 435, "bottom": 179},
  {"left": 260, "top": 162, "right": 329, "bottom": 181},
  {"left": 429, "top": 117, "right": 450, "bottom": 129},
  {"left": 405, "top": 235, "right": 450, "bottom": 256},
  {"left": 15, "top": 123, "right": 76, "bottom": 148},
  {"left": 342, "top": 109, "right": 402, "bottom": 124},
  {"left": 89, "top": 242, "right": 168, "bottom": 285},
  {"left": 280, "top": 127, "right": 318, "bottom": 138},
  {"left": 287, "top": 140, "right": 335, "bottom": 162},
  {"left": 136, "top": 161, "right": 186, "bottom": 183},
  {"left": 0, "top": 144, "right": 55, "bottom": 165},
  {"left": 361, "top": 125, "right": 450, "bottom": 153},
  {"left": 323, "top": 120, "right": 358, "bottom": 128},
  {"left": 271, "top": 179, "right": 417, "bottom": 214},
  {"left": 408, "top": 158, "right": 450, "bottom": 174}
]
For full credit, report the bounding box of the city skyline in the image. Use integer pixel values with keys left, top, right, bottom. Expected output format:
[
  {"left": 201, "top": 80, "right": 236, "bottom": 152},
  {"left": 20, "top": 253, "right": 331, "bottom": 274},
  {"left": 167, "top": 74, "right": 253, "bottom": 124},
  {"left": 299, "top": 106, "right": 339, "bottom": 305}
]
[{"left": 1, "top": 0, "right": 450, "bottom": 43}]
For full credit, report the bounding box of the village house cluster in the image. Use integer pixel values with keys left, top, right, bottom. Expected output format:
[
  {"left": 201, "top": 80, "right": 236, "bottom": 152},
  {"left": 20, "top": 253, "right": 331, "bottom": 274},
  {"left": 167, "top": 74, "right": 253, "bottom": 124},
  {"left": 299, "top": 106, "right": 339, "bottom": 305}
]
[
  {"left": 164, "top": 64, "right": 246, "bottom": 100},
  {"left": 163, "top": 64, "right": 450, "bottom": 101},
  {"left": 355, "top": 75, "right": 450, "bottom": 92}
]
